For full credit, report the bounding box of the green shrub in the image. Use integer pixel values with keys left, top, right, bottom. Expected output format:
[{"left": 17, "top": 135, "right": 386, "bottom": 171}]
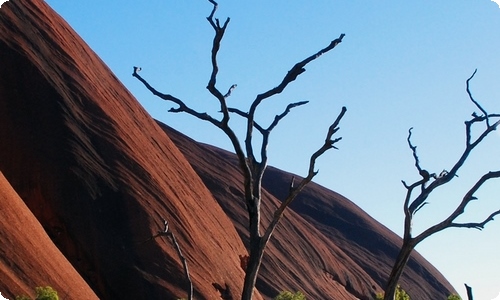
[
  {"left": 273, "top": 291, "right": 306, "bottom": 300},
  {"left": 34, "top": 287, "right": 58, "bottom": 300},
  {"left": 375, "top": 285, "right": 410, "bottom": 300},
  {"left": 447, "top": 295, "right": 462, "bottom": 300},
  {"left": 15, "top": 286, "right": 58, "bottom": 300}
]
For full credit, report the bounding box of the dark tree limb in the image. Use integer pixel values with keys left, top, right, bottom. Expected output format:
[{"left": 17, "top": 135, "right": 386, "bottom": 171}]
[
  {"left": 132, "top": 67, "right": 218, "bottom": 125},
  {"left": 465, "top": 283, "right": 473, "bottom": 300},
  {"left": 262, "top": 106, "right": 347, "bottom": 244},
  {"left": 227, "top": 100, "right": 309, "bottom": 136},
  {"left": 384, "top": 71, "right": 500, "bottom": 300},
  {"left": 224, "top": 84, "right": 237, "bottom": 99},
  {"left": 244, "top": 33, "right": 345, "bottom": 167},
  {"left": 416, "top": 170, "right": 500, "bottom": 242},
  {"left": 206, "top": 0, "right": 231, "bottom": 126},
  {"left": 141, "top": 219, "right": 193, "bottom": 300},
  {"left": 267, "top": 101, "right": 309, "bottom": 133},
  {"left": 134, "top": 2, "right": 346, "bottom": 300},
  {"left": 466, "top": 69, "right": 489, "bottom": 127}
]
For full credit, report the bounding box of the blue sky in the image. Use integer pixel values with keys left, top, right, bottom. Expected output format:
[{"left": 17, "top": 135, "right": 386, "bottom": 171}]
[{"left": 39, "top": 1, "right": 500, "bottom": 299}]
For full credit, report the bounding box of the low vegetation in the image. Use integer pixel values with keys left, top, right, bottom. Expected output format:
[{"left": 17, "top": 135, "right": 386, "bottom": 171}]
[
  {"left": 376, "top": 285, "right": 410, "bottom": 300},
  {"left": 273, "top": 291, "right": 306, "bottom": 300},
  {"left": 15, "top": 286, "right": 58, "bottom": 300}
]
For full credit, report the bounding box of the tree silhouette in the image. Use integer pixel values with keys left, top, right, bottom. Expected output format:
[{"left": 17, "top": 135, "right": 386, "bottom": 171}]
[
  {"left": 384, "top": 70, "right": 500, "bottom": 300},
  {"left": 133, "top": 1, "right": 346, "bottom": 299}
]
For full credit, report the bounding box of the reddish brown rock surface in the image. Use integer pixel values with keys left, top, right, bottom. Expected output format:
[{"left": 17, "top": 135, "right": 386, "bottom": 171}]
[
  {"left": 162, "top": 123, "right": 457, "bottom": 299},
  {"left": 0, "top": 1, "right": 249, "bottom": 299},
  {"left": 0, "top": 0, "right": 455, "bottom": 299},
  {"left": 0, "top": 172, "right": 98, "bottom": 300}
]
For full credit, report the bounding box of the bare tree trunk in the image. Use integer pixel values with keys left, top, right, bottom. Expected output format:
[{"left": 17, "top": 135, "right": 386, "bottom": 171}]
[
  {"left": 170, "top": 230, "right": 193, "bottom": 300},
  {"left": 241, "top": 238, "right": 265, "bottom": 300},
  {"left": 134, "top": 3, "right": 346, "bottom": 299},
  {"left": 384, "top": 240, "right": 414, "bottom": 300},
  {"left": 465, "top": 283, "right": 473, "bottom": 300}
]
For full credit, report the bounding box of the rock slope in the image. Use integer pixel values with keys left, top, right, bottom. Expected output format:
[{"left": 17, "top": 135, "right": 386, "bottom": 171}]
[
  {"left": 162, "top": 123, "right": 456, "bottom": 299},
  {"left": 0, "top": 1, "right": 251, "bottom": 299},
  {"left": 0, "top": 0, "right": 456, "bottom": 299}
]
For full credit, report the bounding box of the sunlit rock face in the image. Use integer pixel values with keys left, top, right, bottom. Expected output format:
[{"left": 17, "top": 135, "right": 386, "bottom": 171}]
[
  {"left": 0, "top": 1, "right": 250, "bottom": 299},
  {"left": 162, "top": 122, "right": 458, "bottom": 300},
  {"left": 0, "top": 172, "right": 99, "bottom": 300},
  {"left": 0, "top": 0, "right": 455, "bottom": 299}
]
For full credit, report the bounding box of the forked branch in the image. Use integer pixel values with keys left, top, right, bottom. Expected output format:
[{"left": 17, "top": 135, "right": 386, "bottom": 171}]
[
  {"left": 206, "top": 0, "right": 231, "bottom": 125},
  {"left": 244, "top": 33, "right": 345, "bottom": 165},
  {"left": 406, "top": 70, "right": 500, "bottom": 216},
  {"left": 261, "top": 106, "right": 347, "bottom": 243},
  {"left": 399, "top": 70, "right": 500, "bottom": 242},
  {"left": 384, "top": 70, "right": 500, "bottom": 300}
]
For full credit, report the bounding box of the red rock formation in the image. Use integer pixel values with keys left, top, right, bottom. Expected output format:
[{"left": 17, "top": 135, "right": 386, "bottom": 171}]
[
  {"left": 161, "top": 123, "right": 457, "bottom": 299},
  {"left": 0, "top": 0, "right": 457, "bottom": 299},
  {"left": 0, "top": 1, "right": 252, "bottom": 299},
  {"left": 0, "top": 172, "right": 98, "bottom": 300}
]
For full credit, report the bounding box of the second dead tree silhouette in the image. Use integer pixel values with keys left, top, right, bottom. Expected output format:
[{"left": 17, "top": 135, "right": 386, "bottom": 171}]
[
  {"left": 141, "top": 219, "right": 193, "bottom": 300},
  {"left": 383, "top": 70, "right": 500, "bottom": 300},
  {"left": 133, "top": 1, "right": 345, "bottom": 299}
]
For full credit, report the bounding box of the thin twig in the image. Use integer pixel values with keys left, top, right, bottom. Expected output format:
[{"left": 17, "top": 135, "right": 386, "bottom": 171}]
[{"left": 466, "top": 69, "right": 489, "bottom": 127}]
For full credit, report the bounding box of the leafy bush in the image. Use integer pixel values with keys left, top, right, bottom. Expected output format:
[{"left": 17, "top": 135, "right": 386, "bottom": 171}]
[
  {"left": 447, "top": 295, "right": 462, "bottom": 300},
  {"left": 16, "top": 286, "right": 58, "bottom": 300},
  {"left": 375, "top": 285, "right": 410, "bottom": 300},
  {"left": 273, "top": 291, "right": 306, "bottom": 300}
]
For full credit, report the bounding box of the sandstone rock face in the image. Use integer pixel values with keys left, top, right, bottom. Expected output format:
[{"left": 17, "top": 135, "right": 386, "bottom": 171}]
[
  {"left": 162, "top": 123, "right": 457, "bottom": 299},
  {"left": 0, "top": 0, "right": 455, "bottom": 299},
  {"left": 0, "top": 1, "right": 250, "bottom": 299},
  {"left": 0, "top": 172, "right": 98, "bottom": 300}
]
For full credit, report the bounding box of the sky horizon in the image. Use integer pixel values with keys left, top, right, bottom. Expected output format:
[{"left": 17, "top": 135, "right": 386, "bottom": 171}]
[{"left": 9, "top": 1, "right": 500, "bottom": 299}]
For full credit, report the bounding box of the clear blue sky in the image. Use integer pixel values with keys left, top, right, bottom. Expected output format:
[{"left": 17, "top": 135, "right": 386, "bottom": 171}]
[{"left": 41, "top": 1, "right": 500, "bottom": 299}]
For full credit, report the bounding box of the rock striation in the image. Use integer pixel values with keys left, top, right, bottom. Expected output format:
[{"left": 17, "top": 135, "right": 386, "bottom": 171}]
[
  {"left": 0, "top": 0, "right": 456, "bottom": 299},
  {"left": 0, "top": 1, "right": 250, "bottom": 299}
]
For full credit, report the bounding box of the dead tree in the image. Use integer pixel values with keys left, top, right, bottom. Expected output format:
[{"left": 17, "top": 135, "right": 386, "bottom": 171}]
[
  {"left": 133, "top": 1, "right": 345, "bottom": 299},
  {"left": 141, "top": 219, "right": 193, "bottom": 300},
  {"left": 384, "top": 70, "right": 500, "bottom": 300}
]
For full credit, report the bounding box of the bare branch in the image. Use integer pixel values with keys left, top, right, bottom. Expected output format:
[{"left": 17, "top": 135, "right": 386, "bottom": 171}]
[
  {"left": 258, "top": 100, "right": 311, "bottom": 173},
  {"left": 466, "top": 69, "right": 489, "bottom": 126},
  {"left": 450, "top": 209, "right": 500, "bottom": 230},
  {"left": 407, "top": 110, "right": 499, "bottom": 215},
  {"left": 261, "top": 106, "right": 347, "bottom": 244},
  {"left": 207, "top": 0, "right": 218, "bottom": 23},
  {"left": 256, "top": 34, "right": 346, "bottom": 102},
  {"left": 385, "top": 73, "right": 500, "bottom": 300},
  {"left": 228, "top": 100, "right": 308, "bottom": 135},
  {"left": 267, "top": 101, "right": 309, "bottom": 133},
  {"left": 140, "top": 219, "right": 193, "bottom": 300},
  {"left": 415, "top": 170, "right": 500, "bottom": 243},
  {"left": 132, "top": 68, "right": 219, "bottom": 125},
  {"left": 245, "top": 33, "right": 345, "bottom": 167},
  {"left": 206, "top": 0, "right": 231, "bottom": 125},
  {"left": 224, "top": 84, "right": 237, "bottom": 99},
  {"left": 407, "top": 128, "right": 420, "bottom": 170},
  {"left": 169, "top": 224, "right": 193, "bottom": 300},
  {"left": 227, "top": 108, "right": 266, "bottom": 134},
  {"left": 465, "top": 283, "right": 474, "bottom": 300}
]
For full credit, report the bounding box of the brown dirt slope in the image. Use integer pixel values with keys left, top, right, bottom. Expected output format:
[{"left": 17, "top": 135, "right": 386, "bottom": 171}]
[
  {"left": 0, "top": 172, "right": 98, "bottom": 300},
  {"left": 161, "top": 122, "right": 457, "bottom": 300},
  {"left": 0, "top": 0, "right": 251, "bottom": 299}
]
